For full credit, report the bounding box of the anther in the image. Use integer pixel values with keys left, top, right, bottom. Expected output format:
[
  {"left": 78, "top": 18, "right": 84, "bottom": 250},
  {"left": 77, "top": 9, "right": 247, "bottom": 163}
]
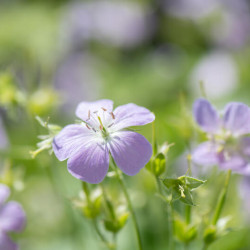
[
  {"left": 101, "top": 107, "right": 107, "bottom": 111},
  {"left": 100, "top": 125, "right": 103, "bottom": 131},
  {"left": 110, "top": 112, "right": 115, "bottom": 119},
  {"left": 86, "top": 124, "right": 91, "bottom": 130}
]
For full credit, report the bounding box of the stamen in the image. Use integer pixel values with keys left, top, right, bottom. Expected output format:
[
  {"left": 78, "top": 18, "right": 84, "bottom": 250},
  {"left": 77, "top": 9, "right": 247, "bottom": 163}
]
[
  {"left": 87, "top": 110, "right": 91, "bottom": 121},
  {"left": 92, "top": 128, "right": 96, "bottom": 132},
  {"left": 108, "top": 123, "right": 114, "bottom": 128},
  {"left": 93, "top": 111, "right": 98, "bottom": 114},
  {"left": 86, "top": 124, "right": 91, "bottom": 130},
  {"left": 110, "top": 112, "right": 115, "bottom": 119},
  {"left": 101, "top": 107, "right": 107, "bottom": 111},
  {"left": 100, "top": 125, "right": 103, "bottom": 131}
]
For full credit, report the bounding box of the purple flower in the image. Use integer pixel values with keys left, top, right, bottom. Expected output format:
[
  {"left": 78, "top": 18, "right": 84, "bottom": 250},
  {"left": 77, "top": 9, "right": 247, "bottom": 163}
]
[
  {"left": 192, "top": 98, "right": 250, "bottom": 175},
  {"left": 53, "top": 100, "right": 155, "bottom": 184},
  {"left": 0, "top": 184, "right": 26, "bottom": 250}
]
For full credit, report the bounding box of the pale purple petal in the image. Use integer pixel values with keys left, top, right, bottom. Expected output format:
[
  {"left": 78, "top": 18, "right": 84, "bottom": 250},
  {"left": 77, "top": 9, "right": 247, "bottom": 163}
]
[
  {"left": 217, "top": 151, "right": 247, "bottom": 171},
  {"left": 240, "top": 137, "right": 250, "bottom": 157},
  {"left": 67, "top": 141, "right": 109, "bottom": 184},
  {"left": 111, "top": 103, "right": 155, "bottom": 131},
  {"left": 193, "top": 98, "right": 220, "bottom": 133},
  {"left": 192, "top": 142, "right": 219, "bottom": 166},
  {"left": 53, "top": 124, "right": 93, "bottom": 161},
  {"left": 76, "top": 99, "right": 114, "bottom": 121},
  {"left": 0, "top": 232, "right": 18, "bottom": 250},
  {"left": 0, "top": 201, "right": 26, "bottom": 232},
  {"left": 109, "top": 131, "right": 152, "bottom": 175},
  {"left": 0, "top": 184, "right": 10, "bottom": 207},
  {"left": 235, "top": 164, "right": 250, "bottom": 176},
  {"left": 223, "top": 102, "right": 250, "bottom": 136}
]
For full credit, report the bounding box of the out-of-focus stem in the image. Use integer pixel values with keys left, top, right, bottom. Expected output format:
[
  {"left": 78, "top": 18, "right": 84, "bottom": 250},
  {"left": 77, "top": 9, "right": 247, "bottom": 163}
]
[
  {"left": 82, "top": 182, "right": 113, "bottom": 249},
  {"left": 212, "top": 169, "right": 232, "bottom": 225},
  {"left": 185, "top": 205, "right": 191, "bottom": 225},
  {"left": 155, "top": 177, "right": 175, "bottom": 250}
]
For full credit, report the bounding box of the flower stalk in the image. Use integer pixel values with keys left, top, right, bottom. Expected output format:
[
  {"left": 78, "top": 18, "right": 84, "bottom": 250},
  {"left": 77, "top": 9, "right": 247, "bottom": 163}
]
[{"left": 111, "top": 158, "right": 143, "bottom": 250}]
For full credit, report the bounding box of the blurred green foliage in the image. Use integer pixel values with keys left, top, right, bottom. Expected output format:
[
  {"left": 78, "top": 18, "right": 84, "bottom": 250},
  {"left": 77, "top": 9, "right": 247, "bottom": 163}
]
[{"left": 1, "top": 0, "right": 250, "bottom": 249}]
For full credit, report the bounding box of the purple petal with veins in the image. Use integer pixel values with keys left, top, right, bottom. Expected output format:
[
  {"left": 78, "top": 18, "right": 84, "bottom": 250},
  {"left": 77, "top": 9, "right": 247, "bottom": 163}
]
[
  {"left": 112, "top": 103, "right": 155, "bottom": 131},
  {"left": 52, "top": 124, "right": 93, "bottom": 161},
  {"left": 67, "top": 141, "right": 109, "bottom": 184},
  {"left": 109, "top": 131, "right": 152, "bottom": 175}
]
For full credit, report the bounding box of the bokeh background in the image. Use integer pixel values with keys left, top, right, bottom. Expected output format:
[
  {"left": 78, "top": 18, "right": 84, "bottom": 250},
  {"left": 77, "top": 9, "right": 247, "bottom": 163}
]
[{"left": 1, "top": 0, "right": 250, "bottom": 249}]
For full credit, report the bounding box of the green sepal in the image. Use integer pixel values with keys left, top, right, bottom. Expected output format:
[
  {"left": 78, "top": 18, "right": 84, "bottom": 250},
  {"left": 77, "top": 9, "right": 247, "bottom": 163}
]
[
  {"left": 179, "top": 176, "right": 206, "bottom": 190},
  {"left": 203, "top": 225, "right": 217, "bottom": 245},
  {"left": 174, "top": 217, "right": 198, "bottom": 243},
  {"left": 82, "top": 195, "right": 102, "bottom": 219},
  {"left": 104, "top": 212, "right": 129, "bottom": 233},
  {"left": 163, "top": 178, "right": 182, "bottom": 189},
  {"left": 162, "top": 176, "right": 206, "bottom": 206},
  {"left": 146, "top": 153, "right": 166, "bottom": 177},
  {"left": 153, "top": 153, "right": 166, "bottom": 177}
]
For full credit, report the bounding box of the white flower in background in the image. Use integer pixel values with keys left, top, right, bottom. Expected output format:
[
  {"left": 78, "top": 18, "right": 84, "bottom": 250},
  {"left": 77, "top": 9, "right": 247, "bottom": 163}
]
[{"left": 189, "top": 51, "right": 238, "bottom": 99}]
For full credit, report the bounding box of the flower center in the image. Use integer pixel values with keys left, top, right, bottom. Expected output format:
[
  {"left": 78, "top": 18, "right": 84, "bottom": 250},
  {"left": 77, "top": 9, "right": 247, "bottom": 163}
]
[{"left": 83, "top": 107, "right": 116, "bottom": 140}]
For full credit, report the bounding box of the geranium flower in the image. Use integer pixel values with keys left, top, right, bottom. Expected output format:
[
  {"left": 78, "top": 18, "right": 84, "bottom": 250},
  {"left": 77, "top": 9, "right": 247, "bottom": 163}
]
[
  {"left": 53, "top": 100, "right": 155, "bottom": 184},
  {"left": 192, "top": 98, "right": 250, "bottom": 175},
  {"left": 0, "top": 184, "right": 26, "bottom": 250}
]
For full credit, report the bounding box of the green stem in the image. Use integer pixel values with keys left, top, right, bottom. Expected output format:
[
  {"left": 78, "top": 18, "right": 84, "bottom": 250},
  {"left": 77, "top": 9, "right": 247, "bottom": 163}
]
[
  {"left": 212, "top": 170, "right": 232, "bottom": 225},
  {"left": 93, "top": 218, "right": 113, "bottom": 249},
  {"left": 155, "top": 177, "right": 174, "bottom": 250},
  {"left": 112, "top": 159, "right": 143, "bottom": 250},
  {"left": 100, "top": 183, "right": 116, "bottom": 221},
  {"left": 185, "top": 205, "right": 191, "bottom": 225},
  {"left": 169, "top": 202, "right": 175, "bottom": 250},
  {"left": 82, "top": 182, "right": 114, "bottom": 249},
  {"left": 82, "top": 182, "right": 91, "bottom": 204},
  {"left": 152, "top": 121, "right": 157, "bottom": 156}
]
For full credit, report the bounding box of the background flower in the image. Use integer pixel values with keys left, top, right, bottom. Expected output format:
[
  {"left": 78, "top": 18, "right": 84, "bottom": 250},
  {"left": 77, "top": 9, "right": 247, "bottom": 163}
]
[
  {"left": 0, "top": 184, "right": 26, "bottom": 250},
  {"left": 192, "top": 99, "right": 250, "bottom": 175}
]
